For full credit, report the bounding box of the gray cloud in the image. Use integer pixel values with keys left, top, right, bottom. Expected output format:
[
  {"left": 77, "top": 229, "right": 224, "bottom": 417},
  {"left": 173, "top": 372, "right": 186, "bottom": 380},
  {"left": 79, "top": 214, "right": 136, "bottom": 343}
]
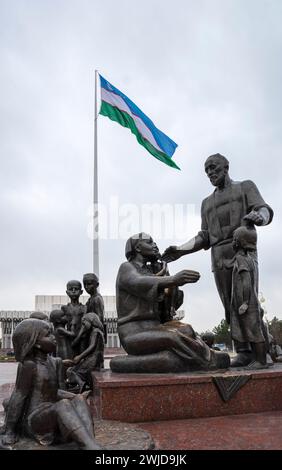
[{"left": 0, "top": 0, "right": 281, "bottom": 331}]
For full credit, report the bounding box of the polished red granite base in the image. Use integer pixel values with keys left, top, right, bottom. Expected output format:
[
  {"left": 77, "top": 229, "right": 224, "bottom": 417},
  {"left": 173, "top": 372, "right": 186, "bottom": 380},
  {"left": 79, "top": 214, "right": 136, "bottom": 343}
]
[
  {"left": 91, "top": 364, "right": 282, "bottom": 423},
  {"left": 138, "top": 411, "right": 282, "bottom": 450}
]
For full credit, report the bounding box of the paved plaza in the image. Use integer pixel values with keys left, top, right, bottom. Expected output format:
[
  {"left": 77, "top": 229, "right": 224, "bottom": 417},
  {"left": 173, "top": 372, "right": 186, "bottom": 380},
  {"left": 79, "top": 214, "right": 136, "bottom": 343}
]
[{"left": 0, "top": 362, "right": 17, "bottom": 386}]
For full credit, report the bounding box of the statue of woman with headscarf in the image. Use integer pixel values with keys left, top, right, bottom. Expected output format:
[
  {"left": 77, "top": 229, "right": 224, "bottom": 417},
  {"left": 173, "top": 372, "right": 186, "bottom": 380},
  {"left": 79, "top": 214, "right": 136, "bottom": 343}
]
[
  {"left": 110, "top": 233, "right": 230, "bottom": 373},
  {"left": 0, "top": 318, "right": 102, "bottom": 450}
]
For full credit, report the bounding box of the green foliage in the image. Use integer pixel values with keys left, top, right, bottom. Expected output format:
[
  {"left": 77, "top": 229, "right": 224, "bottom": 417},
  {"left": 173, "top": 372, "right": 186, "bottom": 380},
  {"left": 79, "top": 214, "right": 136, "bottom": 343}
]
[
  {"left": 268, "top": 316, "right": 282, "bottom": 345},
  {"left": 212, "top": 319, "right": 232, "bottom": 348},
  {"left": 0, "top": 355, "right": 15, "bottom": 362}
]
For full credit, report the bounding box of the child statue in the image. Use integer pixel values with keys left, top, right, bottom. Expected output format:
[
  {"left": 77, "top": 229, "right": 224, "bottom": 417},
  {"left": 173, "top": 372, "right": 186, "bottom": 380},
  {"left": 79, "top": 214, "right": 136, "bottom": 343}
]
[
  {"left": 49, "top": 309, "right": 73, "bottom": 360},
  {"left": 0, "top": 319, "right": 102, "bottom": 450},
  {"left": 231, "top": 226, "right": 267, "bottom": 369},
  {"left": 29, "top": 311, "right": 49, "bottom": 321},
  {"left": 60, "top": 280, "right": 86, "bottom": 357},
  {"left": 83, "top": 273, "right": 107, "bottom": 344},
  {"left": 146, "top": 259, "right": 183, "bottom": 324},
  {"left": 66, "top": 313, "right": 105, "bottom": 392}
]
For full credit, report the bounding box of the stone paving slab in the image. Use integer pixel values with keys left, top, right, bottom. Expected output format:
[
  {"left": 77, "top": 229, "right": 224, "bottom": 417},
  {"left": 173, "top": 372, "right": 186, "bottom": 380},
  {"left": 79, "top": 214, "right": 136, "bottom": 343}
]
[
  {"left": 0, "top": 363, "right": 17, "bottom": 387},
  {"left": 138, "top": 411, "right": 282, "bottom": 450}
]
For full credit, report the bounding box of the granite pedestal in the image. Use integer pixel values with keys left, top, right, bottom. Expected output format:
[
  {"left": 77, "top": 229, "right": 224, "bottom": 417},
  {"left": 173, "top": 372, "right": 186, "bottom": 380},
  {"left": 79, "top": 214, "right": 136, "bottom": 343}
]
[{"left": 91, "top": 364, "right": 282, "bottom": 423}]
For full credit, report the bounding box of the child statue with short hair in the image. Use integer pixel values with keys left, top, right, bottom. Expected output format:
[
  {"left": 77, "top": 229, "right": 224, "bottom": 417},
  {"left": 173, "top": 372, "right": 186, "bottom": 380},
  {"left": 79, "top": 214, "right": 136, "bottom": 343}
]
[
  {"left": 231, "top": 226, "right": 267, "bottom": 369},
  {"left": 0, "top": 319, "right": 102, "bottom": 450},
  {"left": 49, "top": 309, "right": 73, "bottom": 360},
  {"left": 29, "top": 311, "right": 49, "bottom": 321},
  {"left": 59, "top": 280, "right": 86, "bottom": 357},
  {"left": 83, "top": 273, "right": 106, "bottom": 343}
]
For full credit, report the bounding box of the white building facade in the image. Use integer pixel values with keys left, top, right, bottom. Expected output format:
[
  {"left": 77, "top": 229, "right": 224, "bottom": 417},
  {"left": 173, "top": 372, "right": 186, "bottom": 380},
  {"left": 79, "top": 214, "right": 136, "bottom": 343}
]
[
  {"left": 0, "top": 311, "right": 32, "bottom": 349},
  {"left": 1, "top": 295, "right": 185, "bottom": 350}
]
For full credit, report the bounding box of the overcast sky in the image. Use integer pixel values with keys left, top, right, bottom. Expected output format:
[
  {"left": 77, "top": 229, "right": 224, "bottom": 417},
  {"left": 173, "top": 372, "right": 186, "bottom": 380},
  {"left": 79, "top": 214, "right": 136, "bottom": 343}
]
[{"left": 0, "top": 0, "right": 281, "bottom": 332}]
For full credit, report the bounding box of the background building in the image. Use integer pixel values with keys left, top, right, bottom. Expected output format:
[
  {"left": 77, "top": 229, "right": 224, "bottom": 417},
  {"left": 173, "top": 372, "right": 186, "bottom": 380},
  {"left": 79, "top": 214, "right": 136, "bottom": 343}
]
[
  {"left": 0, "top": 295, "right": 120, "bottom": 350},
  {"left": 1, "top": 295, "right": 185, "bottom": 350},
  {"left": 0, "top": 311, "right": 32, "bottom": 349}
]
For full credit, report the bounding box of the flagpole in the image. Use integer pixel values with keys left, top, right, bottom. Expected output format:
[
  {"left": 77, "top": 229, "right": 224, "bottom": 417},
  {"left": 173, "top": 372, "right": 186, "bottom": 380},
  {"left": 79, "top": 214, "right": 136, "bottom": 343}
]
[{"left": 93, "top": 69, "right": 99, "bottom": 277}]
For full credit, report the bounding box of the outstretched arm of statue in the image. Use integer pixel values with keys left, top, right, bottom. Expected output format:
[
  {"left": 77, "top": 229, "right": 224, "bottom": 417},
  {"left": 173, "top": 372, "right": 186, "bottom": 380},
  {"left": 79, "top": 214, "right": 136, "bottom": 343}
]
[
  {"left": 57, "top": 327, "right": 76, "bottom": 338},
  {"left": 71, "top": 326, "right": 84, "bottom": 348},
  {"left": 73, "top": 332, "right": 99, "bottom": 364},
  {"left": 243, "top": 207, "right": 271, "bottom": 226},
  {"left": 162, "top": 234, "right": 207, "bottom": 263},
  {"left": 120, "top": 261, "right": 200, "bottom": 296},
  {"left": 242, "top": 180, "right": 274, "bottom": 226},
  {"left": 158, "top": 269, "right": 200, "bottom": 288}
]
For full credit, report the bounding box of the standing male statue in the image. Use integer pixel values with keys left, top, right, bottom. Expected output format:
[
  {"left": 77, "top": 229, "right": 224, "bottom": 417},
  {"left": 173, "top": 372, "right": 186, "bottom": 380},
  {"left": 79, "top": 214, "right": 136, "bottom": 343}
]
[{"left": 163, "top": 153, "right": 273, "bottom": 367}]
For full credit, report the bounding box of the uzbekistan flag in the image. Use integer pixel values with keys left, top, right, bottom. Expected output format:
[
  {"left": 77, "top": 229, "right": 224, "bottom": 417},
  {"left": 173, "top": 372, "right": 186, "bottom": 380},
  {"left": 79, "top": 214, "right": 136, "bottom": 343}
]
[{"left": 99, "top": 75, "right": 180, "bottom": 170}]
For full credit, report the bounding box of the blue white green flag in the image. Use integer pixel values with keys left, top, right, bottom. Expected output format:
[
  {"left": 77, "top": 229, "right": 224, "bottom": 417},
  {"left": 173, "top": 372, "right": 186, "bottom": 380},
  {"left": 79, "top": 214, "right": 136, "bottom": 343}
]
[{"left": 99, "top": 75, "right": 180, "bottom": 170}]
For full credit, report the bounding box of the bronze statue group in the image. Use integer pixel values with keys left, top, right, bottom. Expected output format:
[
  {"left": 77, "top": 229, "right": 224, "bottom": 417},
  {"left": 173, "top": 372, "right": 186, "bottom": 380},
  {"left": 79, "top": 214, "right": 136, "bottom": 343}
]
[
  {"left": 0, "top": 153, "right": 276, "bottom": 450},
  {"left": 0, "top": 274, "right": 105, "bottom": 450}
]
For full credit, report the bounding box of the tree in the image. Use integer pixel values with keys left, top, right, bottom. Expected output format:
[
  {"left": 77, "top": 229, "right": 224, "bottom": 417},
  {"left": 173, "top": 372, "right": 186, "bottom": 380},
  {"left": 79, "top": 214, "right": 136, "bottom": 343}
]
[
  {"left": 212, "top": 319, "right": 232, "bottom": 348},
  {"left": 268, "top": 316, "right": 282, "bottom": 345}
]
